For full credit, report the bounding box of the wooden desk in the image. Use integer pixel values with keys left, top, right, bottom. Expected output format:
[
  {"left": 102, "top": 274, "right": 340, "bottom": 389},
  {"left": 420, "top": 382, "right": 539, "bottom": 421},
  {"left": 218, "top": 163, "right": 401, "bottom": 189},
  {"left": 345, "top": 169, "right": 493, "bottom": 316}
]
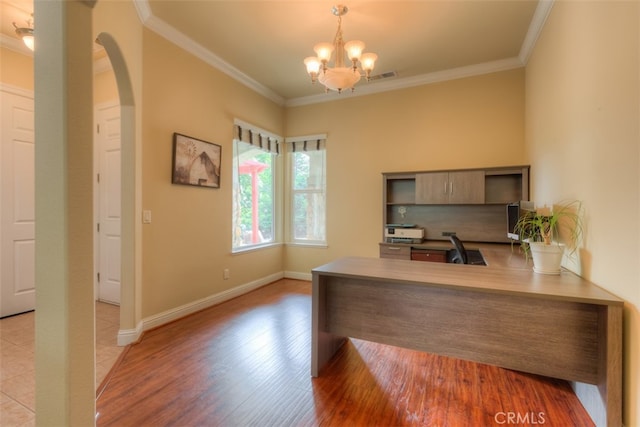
[{"left": 311, "top": 251, "right": 622, "bottom": 426}]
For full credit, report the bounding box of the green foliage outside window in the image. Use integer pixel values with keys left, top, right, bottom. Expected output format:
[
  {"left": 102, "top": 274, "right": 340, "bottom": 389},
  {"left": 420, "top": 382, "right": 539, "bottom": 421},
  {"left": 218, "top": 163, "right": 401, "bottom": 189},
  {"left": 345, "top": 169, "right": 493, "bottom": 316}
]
[{"left": 233, "top": 142, "right": 275, "bottom": 247}]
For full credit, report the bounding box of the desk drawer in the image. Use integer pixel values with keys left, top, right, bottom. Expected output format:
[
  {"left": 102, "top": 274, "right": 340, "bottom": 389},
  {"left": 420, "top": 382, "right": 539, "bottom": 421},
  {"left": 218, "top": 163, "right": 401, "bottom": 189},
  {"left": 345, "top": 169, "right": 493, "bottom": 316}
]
[
  {"left": 411, "top": 249, "right": 447, "bottom": 263},
  {"left": 379, "top": 245, "right": 411, "bottom": 260}
]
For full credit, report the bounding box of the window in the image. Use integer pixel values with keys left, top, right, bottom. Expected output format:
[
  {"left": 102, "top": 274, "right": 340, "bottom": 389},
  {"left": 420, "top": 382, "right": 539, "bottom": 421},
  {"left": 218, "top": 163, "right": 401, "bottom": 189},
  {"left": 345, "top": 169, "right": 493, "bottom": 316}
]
[
  {"left": 232, "top": 122, "right": 281, "bottom": 251},
  {"left": 288, "top": 136, "right": 326, "bottom": 245}
]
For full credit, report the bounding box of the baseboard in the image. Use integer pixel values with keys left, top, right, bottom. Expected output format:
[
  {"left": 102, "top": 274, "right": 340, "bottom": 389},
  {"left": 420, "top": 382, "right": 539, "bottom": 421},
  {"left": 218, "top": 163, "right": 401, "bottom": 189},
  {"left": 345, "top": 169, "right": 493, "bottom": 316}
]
[
  {"left": 284, "top": 270, "right": 312, "bottom": 281},
  {"left": 118, "top": 271, "right": 285, "bottom": 345},
  {"left": 117, "top": 323, "right": 143, "bottom": 346}
]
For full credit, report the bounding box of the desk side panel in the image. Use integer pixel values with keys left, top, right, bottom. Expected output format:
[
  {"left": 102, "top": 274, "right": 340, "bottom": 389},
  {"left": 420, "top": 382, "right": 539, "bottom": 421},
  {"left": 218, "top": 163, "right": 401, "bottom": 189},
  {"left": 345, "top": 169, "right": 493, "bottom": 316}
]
[
  {"left": 603, "top": 305, "right": 622, "bottom": 426},
  {"left": 324, "top": 276, "right": 600, "bottom": 384},
  {"left": 311, "top": 273, "right": 346, "bottom": 377}
]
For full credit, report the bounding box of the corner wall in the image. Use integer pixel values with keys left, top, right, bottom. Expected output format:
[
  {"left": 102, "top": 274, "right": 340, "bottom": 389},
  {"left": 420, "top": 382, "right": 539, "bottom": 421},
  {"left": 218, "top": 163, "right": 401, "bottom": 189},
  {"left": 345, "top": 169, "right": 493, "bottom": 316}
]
[
  {"left": 140, "top": 29, "right": 285, "bottom": 318},
  {"left": 525, "top": 2, "right": 639, "bottom": 425},
  {"left": 284, "top": 69, "right": 527, "bottom": 274}
]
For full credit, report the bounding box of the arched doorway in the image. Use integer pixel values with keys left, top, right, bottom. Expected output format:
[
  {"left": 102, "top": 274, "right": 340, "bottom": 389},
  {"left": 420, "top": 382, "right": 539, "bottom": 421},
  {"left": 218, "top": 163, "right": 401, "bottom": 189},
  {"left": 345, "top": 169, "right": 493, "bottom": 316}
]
[{"left": 94, "top": 32, "right": 137, "bottom": 345}]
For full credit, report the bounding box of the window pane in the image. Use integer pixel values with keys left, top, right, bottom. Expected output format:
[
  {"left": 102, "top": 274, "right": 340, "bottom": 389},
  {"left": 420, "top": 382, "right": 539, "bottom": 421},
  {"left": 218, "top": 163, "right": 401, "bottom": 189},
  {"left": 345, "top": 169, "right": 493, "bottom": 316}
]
[
  {"left": 293, "top": 151, "right": 324, "bottom": 190},
  {"left": 293, "top": 192, "right": 326, "bottom": 241},
  {"left": 233, "top": 141, "right": 275, "bottom": 248},
  {"left": 291, "top": 149, "right": 326, "bottom": 243}
]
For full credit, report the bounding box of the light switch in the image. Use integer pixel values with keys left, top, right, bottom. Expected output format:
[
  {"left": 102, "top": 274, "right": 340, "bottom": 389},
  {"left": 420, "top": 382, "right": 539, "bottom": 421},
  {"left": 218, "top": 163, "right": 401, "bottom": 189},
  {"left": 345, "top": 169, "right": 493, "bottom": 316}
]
[{"left": 143, "top": 210, "right": 152, "bottom": 224}]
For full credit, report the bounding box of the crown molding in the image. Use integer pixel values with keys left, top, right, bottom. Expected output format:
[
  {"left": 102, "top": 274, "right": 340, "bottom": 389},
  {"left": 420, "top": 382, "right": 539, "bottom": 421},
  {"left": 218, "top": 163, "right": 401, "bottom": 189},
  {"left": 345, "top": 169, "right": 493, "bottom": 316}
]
[
  {"left": 2, "top": 32, "right": 112, "bottom": 75},
  {"left": 519, "top": 0, "right": 555, "bottom": 64},
  {"left": 134, "top": 0, "right": 285, "bottom": 106},
  {"left": 0, "top": 33, "right": 32, "bottom": 56},
  {"left": 1, "top": 82, "right": 33, "bottom": 98},
  {"left": 133, "top": 0, "right": 552, "bottom": 108},
  {"left": 1, "top": 0, "right": 553, "bottom": 107},
  {"left": 285, "top": 57, "right": 524, "bottom": 107},
  {"left": 133, "top": 0, "right": 152, "bottom": 23}
]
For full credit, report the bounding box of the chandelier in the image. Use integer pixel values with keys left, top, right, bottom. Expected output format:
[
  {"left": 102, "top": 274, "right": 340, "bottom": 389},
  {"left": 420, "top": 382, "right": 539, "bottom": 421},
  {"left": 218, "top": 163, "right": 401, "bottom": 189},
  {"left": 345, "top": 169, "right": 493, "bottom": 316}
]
[
  {"left": 13, "top": 15, "right": 34, "bottom": 51},
  {"left": 304, "top": 5, "right": 378, "bottom": 93}
]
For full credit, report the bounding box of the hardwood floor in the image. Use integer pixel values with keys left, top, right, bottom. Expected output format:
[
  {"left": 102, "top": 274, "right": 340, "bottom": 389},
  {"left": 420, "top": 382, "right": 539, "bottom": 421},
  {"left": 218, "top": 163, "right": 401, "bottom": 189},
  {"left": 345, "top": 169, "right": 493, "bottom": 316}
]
[{"left": 96, "top": 279, "right": 594, "bottom": 426}]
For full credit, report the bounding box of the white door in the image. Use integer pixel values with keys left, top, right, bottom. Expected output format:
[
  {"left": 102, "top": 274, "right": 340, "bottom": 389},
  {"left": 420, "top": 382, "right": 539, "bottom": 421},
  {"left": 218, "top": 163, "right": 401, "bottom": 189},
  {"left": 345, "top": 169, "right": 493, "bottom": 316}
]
[
  {"left": 95, "top": 103, "right": 121, "bottom": 304},
  {"left": 1, "top": 89, "right": 35, "bottom": 318}
]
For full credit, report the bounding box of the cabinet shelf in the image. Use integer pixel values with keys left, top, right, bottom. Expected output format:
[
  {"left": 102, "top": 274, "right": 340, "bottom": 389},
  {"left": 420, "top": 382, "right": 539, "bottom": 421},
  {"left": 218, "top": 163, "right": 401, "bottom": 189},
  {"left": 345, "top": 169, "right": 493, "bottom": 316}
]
[
  {"left": 385, "top": 177, "right": 415, "bottom": 205},
  {"left": 382, "top": 166, "right": 529, "bottom": 245},
  {"left": 485, "top": 173, "right": 525, "bottom": 204}
]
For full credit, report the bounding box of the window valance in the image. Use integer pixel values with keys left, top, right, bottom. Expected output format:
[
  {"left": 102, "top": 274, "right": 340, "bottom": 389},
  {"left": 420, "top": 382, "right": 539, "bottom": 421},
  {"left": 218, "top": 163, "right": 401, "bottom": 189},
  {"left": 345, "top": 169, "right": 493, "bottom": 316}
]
[
  {"left": 285, "top": 134, "right": 327, "bottom": 152},
  {"left": 233, "top": 119, "right": 282, "bottom": 154}
]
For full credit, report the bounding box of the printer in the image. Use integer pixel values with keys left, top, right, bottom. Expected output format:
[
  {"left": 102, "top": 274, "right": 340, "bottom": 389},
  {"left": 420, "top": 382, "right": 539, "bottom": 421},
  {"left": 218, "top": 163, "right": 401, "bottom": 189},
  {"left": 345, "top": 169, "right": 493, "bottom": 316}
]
[{"left": 384, "top": 224, "right": 424, "bottom": 244}]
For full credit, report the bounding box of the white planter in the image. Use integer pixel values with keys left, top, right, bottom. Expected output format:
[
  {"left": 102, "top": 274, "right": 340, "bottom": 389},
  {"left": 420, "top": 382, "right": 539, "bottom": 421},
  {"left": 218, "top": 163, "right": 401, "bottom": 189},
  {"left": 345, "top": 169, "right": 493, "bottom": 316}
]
[{"left": 528, "top": 241, "right": 565, "bottom": 275}]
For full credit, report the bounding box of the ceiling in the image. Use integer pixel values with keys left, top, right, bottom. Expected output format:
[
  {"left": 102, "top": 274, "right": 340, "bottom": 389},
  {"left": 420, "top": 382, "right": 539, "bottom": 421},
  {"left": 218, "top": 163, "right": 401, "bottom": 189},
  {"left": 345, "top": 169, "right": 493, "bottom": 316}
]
[{"left": 1, "top": 0, "right": 546, "bottom": 106}]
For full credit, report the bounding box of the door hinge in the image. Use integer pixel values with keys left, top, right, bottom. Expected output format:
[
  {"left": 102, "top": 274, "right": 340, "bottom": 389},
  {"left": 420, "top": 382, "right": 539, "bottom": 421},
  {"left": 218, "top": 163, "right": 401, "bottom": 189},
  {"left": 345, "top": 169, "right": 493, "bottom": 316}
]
[
  {"left": 97, "top": 272, "right": 100, "bottom": 283},
  {"left": 97, "top": 223, "right": 100, "bottom": 233},
  {"left": 97, "top": 173, "right": 100, "bottom": 183},
  {"left": 97, "top": 123, "right": 100, "bottom": 134}
]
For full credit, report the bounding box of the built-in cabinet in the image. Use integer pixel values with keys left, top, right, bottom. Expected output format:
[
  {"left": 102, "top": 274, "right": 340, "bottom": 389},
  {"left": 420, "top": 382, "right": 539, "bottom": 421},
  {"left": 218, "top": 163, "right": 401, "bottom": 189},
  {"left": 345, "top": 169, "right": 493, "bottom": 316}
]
[
  {"left": 415, "top": 171, "right": 485, "bottom": 204},
  {"left": 382, "top": 165, "right": 529, "bottom": 245}
]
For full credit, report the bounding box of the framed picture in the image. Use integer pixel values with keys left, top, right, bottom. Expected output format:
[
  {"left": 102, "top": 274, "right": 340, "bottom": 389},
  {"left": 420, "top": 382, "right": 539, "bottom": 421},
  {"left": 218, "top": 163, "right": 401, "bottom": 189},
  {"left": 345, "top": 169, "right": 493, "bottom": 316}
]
[{"left": 172, "top": 133, "right": 221, "bottom": 188}]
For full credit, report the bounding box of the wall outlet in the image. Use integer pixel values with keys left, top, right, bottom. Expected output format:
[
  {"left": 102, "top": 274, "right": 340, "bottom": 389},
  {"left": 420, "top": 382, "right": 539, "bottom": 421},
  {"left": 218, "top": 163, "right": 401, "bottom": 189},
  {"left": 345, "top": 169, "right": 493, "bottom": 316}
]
[
  {"left": 442, "top": 231, "right": 456, "bottom": 236},
  {"left": 223, "top": 268, "right": 230, "bottom": 280}
]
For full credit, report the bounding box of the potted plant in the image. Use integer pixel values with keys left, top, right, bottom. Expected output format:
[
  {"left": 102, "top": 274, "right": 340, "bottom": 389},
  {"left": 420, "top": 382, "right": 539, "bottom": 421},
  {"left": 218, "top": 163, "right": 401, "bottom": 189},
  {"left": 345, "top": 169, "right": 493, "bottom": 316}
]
[{"left": 513, "top": 200, "right": 584, "bottom": 274}]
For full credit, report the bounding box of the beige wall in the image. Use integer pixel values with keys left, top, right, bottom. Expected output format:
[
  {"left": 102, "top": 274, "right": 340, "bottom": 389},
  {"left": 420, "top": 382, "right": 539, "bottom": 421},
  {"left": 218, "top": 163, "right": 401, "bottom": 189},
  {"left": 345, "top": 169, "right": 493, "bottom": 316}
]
[
  {"left": 140, "top": 29, "right": 285, "bottom": 317},
  {"left": 94, "top": 68, "right": 118, "bottom": 105},
  {"left": 0, "top": 47, "right": 33, "bottom": 90},
  {"left": 525, "top": 1, "right": 639, "bottom": 425},
  {"left": 284, "top": 69, "right": 526, "bottom": 273},
  {"left": 4, "top": 0, "right": 636, "bottom": 423}
]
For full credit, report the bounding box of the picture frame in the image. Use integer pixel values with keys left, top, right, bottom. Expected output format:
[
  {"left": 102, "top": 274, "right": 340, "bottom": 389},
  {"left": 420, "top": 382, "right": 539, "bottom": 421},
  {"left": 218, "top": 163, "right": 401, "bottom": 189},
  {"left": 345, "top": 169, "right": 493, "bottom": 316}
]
[{"left": 171, "top": 133, "right": 222, "bottom": 188}]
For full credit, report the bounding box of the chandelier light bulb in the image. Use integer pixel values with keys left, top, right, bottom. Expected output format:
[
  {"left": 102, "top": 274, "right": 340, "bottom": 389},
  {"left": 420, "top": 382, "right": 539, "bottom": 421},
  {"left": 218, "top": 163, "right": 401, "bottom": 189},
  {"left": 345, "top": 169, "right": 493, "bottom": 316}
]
[
  {"left": 314, "top": 42, "right": 334, "bottom": 63},
  {"left": 344, "top": 40, "right": 365, "bottom": 61},
  {"left": 360, "top": 52, "right": 378, "bottom": 79},
  {"left": 304, "top": 57, "right": 321, "bottom": 83}
]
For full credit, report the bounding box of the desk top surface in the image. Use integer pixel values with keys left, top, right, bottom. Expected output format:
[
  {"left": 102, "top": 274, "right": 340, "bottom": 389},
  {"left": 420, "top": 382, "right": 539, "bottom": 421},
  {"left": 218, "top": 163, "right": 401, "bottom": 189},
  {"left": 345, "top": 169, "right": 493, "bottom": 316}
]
[{"left": 313, "top": 243, "right": 623, "bottom": 306}]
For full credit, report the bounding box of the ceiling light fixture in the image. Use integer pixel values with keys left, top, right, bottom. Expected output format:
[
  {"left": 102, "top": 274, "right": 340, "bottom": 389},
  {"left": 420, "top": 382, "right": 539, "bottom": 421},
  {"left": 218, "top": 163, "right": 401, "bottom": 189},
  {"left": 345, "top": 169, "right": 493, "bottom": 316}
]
[
  {"left": 304, "top": 4, "right": 378, "bottom": 93},
  {"left": 13, "top": 16, "right": 34, "bottom": 51}
]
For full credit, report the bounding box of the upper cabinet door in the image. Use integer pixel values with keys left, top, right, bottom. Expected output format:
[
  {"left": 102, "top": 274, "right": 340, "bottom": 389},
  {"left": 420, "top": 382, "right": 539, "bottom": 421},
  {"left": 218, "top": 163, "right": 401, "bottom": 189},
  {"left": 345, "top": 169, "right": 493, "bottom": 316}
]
[
  {"left": 448, "top": 170, "right": 485, "bottom": 204},
  {"left": 415, "top": 172, "right": 449, "bottom": 204},
  {"left": 415, "top": 171, "right": 485, "bottom": 204}
]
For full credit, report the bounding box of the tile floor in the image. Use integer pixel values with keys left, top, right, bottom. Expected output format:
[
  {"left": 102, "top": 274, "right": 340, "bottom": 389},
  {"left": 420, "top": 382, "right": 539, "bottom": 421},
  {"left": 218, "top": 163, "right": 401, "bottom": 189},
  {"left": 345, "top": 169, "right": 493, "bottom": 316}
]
[{"left": 0, "top": 302, "right": 123, "bottom": 426}]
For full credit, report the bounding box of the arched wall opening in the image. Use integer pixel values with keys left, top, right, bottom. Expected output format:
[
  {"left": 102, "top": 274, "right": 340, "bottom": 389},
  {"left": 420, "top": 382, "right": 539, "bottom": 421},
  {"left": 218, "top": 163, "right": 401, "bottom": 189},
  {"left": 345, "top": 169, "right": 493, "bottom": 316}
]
[{"left": 95, "top": 32, "right": 137, "bottom": 340}]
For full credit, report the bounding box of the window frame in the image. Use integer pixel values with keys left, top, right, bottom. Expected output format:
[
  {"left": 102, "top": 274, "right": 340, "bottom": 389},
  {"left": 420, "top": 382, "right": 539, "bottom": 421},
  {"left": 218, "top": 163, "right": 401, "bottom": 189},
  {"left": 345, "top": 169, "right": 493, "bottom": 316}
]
[
  {"left": 231, "top": 121, "right": 282, "bottom": 253},
  {"left": 286, "top": 135, "right": 327, "bottom": 247}
]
